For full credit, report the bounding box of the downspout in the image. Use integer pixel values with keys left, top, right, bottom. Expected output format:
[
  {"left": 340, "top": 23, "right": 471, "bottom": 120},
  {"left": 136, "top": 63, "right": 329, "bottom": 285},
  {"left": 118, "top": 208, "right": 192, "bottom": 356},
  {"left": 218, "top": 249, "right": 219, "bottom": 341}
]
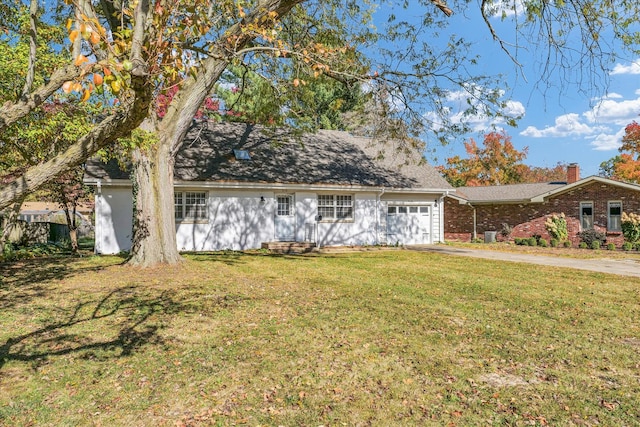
[
  {"left": 440, "top": 191, "right": 449, "bottom": 243},
  {"left": 95, "top": 180, "right": 102, "bottom": 254},
  {"left": 376, "top": 187, "right": 385, "bottom": 245},
  {"left": 471, "top": 203, "right": 477, "bottom": 241}
]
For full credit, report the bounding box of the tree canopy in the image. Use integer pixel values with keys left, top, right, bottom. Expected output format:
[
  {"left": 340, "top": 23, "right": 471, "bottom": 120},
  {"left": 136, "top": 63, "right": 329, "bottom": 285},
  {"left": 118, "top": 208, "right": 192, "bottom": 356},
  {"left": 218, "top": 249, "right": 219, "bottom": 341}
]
[
  {"left": 599, "top": 121, "right": 640, "bottom": 183},
  {"left": 437, "top": 131, "right": 570, "bottom": 187},
  {"left": 2, "top": 0, "right": 640, "bottom": 211}
]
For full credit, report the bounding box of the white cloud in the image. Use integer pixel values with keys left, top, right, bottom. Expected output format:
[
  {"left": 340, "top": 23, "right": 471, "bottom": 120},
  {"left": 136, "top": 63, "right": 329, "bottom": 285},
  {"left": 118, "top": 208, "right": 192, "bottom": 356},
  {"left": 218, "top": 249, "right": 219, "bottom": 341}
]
[
  {"left": 591, "top": 92, "right": 624, "bottom": 102},
  {"left": 520, "top": 113, "right": 605, "bottom": 138},
  {"left": 503, "top": 100, "right": 525, "bottom": 117},
  {"left": 584, "top": 96, "right": 640, "bottom": 125},
  {"left": 426, "top": 88, "right": 525, "bottom": 133},
  {"left": 588, "top": 128, "right": 626, "bottom": 151},
  {"left": 610, "top": 60, "right": 640, "bottom": 75},
  {"left": 484, "top": 0, "right": 524, "bottom": 18}
]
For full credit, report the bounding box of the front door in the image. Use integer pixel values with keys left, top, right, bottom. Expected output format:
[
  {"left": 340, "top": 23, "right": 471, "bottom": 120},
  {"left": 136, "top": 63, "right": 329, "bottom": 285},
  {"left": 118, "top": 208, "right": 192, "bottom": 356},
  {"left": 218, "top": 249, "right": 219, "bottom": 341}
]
[{"left": 274, "top": 194, "right": 296, "bottom": 241}]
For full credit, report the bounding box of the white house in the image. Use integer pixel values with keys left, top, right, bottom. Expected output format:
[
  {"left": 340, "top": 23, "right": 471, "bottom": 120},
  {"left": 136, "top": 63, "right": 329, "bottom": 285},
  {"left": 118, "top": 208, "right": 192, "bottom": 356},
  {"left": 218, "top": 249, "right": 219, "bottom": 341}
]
[{"left": 84, "top": 122, "right": 452, "bottom": 254}]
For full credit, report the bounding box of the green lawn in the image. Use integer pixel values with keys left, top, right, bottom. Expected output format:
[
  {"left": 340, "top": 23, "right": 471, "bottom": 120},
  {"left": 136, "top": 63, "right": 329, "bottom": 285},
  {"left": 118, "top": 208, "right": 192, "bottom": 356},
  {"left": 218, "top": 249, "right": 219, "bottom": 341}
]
[{"left": 1, "top": 250, "right": 639, "bottom": 426}]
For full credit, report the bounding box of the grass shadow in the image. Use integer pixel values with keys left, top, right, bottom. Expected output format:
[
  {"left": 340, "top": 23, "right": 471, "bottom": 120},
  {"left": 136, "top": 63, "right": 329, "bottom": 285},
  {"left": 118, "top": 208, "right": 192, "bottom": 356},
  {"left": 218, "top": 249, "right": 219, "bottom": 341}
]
[
  {"left": 184, "top": 250, "right": 317, "bottom": 265},
  {"left": 0, "top": 256, "right": 120, "bottom": 311},
  {"left": 0, "top": 285, "right": 175, "bottom": 372}
]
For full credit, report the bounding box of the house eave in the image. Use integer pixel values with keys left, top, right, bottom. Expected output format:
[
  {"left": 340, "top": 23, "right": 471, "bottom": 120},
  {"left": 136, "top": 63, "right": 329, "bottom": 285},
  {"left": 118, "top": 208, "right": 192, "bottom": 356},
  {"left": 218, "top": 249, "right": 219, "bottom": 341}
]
[
  {"left": 467, "top": 198, "right": 540, "bottom": 205},
  {"left": 530, "top": 175, "right": 640, "bottom": 202},
  {"left": 84, "top": 177, "right": 449, "bottom": 194}
]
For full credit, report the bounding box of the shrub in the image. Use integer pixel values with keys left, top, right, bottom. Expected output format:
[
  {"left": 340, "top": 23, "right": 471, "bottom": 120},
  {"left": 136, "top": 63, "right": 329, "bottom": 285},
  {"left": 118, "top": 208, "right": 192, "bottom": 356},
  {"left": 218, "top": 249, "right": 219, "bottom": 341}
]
[
  {"left": 591, "top": 240, "right": 601, "bottom": 250},
  {"left": 514, "top": 238, "right": 524, "bottom": 245},
  {"left": 607, "top": 243, "right": 616, "bottom": 251},
  {"left": 550, "top": 238, "right": 558, "bottom": 248},
  {"left": 579, "top": 242, "right": 588, "bottom": 249},
  {"left": 500, "top": 223, "right": 513, "bottom": 241},
  {"left": 622, "top": 242, "right": 633, "bottom": 251},
  {"left": 545, "top": 213, "right": 568, "bottom": 242},
  {"left": 563, "top": 240, "right": 572, "bottom": 248},
  {"left": 528, "top": 237, "right": 537, "bottom": 246},
  {"left": 539, "top": 238, "right": 548, "bottom": 247},
  {"left": 621, "top": 212, "right": 640, "bottom": 244},
  {"left": 578, "top": 229, "right": 606, "bottom": 247}
]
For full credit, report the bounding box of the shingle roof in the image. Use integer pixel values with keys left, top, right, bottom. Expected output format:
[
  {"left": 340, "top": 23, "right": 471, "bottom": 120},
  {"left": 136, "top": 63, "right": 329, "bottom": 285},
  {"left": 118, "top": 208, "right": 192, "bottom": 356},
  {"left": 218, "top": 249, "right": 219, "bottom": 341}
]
[
  {"left": 453, "top": 182, "right": 567, "bottom": 203},
  {"left": 85, "top": 122, "right": 452, "bottom": 190}
]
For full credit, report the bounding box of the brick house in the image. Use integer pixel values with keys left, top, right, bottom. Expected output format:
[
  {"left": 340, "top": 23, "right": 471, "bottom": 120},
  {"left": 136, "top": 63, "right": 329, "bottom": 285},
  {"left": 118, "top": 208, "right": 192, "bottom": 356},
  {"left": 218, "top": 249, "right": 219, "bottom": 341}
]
[{"left": 444, "top": 164, "right": 640, "bottom": 247}]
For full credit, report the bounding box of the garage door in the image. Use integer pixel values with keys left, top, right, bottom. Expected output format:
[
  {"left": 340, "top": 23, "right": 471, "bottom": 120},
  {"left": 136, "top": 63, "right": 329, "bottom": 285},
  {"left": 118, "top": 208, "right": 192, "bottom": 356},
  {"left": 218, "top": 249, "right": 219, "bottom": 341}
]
[{"left": 386, "top": 205, "right": 431, "bottom": 245}]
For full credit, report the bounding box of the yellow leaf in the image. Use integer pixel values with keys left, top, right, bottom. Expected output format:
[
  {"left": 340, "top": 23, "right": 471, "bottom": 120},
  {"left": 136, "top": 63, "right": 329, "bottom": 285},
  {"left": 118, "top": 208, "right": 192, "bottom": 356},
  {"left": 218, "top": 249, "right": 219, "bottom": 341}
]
[
  {"left": 81, "top": 88, "right": 91, "bottom": 102},
  {"left": 69, "top": 30, "right": 78, "bottom": 43}
]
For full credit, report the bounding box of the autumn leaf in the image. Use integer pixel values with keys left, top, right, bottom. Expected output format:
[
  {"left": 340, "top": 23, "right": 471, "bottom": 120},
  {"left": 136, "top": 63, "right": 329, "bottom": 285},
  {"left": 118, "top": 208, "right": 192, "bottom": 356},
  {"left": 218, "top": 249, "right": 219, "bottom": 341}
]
[
  {"left": 62, "top": 81, "right": 73, "bottom": 94},
  {"left": 74, "top": 54, "right": 88, "bottom": 66},
  {"left": 90, "top": 32, "right": 101, "bottom": 45}
]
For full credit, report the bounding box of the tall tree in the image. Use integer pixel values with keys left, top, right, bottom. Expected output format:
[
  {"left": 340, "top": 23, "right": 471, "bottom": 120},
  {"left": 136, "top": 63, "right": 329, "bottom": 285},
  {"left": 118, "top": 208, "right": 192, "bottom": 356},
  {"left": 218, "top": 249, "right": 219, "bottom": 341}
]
[
  {"left": 437, "top": 131, "right": 528, "bottom": 186},
  {"left": 599, "top": 121, "right": 640, "bottom": 183},
  {"left": 520, "top": 162, "right": 569, "bottom": 183}
]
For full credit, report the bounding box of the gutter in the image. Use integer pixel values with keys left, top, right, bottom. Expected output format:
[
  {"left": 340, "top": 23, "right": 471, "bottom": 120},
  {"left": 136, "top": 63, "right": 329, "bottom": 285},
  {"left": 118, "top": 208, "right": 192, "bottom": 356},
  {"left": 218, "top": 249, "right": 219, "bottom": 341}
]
[{"left": 88, "top": 178, "right": 451, "bottom": 195}]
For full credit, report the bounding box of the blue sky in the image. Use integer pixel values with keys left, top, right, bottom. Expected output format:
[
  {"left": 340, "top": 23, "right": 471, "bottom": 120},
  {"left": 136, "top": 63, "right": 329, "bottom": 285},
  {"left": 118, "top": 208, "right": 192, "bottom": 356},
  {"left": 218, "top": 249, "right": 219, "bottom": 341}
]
[{"left": 375, "top": 2, "right": 640, "bottom": 178}]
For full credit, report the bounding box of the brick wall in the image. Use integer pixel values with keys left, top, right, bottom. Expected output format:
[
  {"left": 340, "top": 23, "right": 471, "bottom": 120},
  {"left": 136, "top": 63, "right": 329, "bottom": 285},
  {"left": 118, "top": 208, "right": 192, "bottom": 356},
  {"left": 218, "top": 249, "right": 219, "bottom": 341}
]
[{"left": 444, "top": 181, "right": 640, "bottom": 247}]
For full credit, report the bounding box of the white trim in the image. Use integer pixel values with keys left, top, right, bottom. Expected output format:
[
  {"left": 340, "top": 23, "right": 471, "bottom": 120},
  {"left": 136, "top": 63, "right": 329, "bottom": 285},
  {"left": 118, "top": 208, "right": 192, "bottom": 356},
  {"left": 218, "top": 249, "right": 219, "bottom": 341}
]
[{"left": 84, "top": 178, "right": 449, "bottom": 194}]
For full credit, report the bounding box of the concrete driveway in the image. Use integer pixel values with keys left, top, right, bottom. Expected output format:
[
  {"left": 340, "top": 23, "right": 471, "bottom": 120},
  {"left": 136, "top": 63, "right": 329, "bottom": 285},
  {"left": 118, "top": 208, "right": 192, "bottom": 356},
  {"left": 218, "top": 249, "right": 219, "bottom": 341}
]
[{"left": 411, "top": 245, "right": 640, "bottom": 278}]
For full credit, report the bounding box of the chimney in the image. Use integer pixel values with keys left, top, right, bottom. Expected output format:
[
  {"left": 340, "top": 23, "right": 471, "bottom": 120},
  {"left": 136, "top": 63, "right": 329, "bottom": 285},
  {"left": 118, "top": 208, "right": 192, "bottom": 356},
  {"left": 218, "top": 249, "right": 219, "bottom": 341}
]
[{"left": 567, "top": 163, "right": 580, "bottom": 184}]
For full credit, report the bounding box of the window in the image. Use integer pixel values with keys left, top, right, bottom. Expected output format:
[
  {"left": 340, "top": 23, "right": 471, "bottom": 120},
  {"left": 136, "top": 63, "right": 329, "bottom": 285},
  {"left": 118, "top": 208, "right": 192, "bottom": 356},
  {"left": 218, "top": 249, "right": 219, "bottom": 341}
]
[
  {"left": 317, "top": 194, "right": 353, "bottom": 220},
  {"left": 580, "top": 202, "right": 593, "bottom": 230},
  {"left": 277, "top": 195, "right": 292, "bottom": 216},
  {"left": 608, "top": 201, "right": 622, "bottom": 231},
  {"left": 175, "top": 191, "right": 207, "bottom": 221},
  {"left": 233, "top": 149, "right": 251, "bottom": 160}
]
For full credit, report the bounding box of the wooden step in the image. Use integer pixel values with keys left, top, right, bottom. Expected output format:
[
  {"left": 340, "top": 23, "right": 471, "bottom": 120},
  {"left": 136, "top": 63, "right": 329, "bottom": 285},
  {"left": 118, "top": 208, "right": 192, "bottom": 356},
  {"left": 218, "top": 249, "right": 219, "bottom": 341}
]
[{"left": 261, "top": 242, "right": 316, "bottom": 254}]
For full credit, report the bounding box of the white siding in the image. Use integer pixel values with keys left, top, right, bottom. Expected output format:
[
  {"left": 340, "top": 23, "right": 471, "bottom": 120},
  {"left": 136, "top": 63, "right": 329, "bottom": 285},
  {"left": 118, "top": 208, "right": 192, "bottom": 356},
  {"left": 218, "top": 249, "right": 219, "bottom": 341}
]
[
  {"left": 176, "top": 190, "right": 274, "bottom": 251},
  {"left": 93, "top": 186, "right": 446, "bottom": 254},
  {"left": 315, "top": 193, "right": 379, "bottom": 247},
  {"left": 94, "top": 186, "right": 133, "bottom": 254}
]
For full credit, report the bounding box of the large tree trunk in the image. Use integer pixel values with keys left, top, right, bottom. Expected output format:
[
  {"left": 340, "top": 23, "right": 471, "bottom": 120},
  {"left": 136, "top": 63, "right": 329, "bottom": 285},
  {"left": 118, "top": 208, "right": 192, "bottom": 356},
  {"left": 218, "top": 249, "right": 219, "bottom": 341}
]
[
  {"left": 125, "top": 0, "right": 303, "bottom": 267},
  {"left": 127, "top": 141, "right": 183, "bottom": 266}
]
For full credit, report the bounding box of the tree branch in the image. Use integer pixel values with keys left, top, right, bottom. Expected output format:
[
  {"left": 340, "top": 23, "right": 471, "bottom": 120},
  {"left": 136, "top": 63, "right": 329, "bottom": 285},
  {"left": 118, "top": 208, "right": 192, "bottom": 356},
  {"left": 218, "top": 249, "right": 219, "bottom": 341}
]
[
  {"left": 21, "top": 0, "right": 38, "bottom": 98},
  {"left": 0, "top": 77, "right": 153, "bottom": 211},
  {"left": 0, "top": 64, "right": 80, "bottom": 131}
]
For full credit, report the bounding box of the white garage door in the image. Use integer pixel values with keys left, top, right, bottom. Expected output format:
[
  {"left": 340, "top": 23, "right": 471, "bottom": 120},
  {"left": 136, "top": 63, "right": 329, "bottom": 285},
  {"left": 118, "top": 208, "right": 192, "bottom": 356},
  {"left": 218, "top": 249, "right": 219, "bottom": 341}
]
[{"left": 386, "top": 205, "right": 432, "bottom": 245}]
